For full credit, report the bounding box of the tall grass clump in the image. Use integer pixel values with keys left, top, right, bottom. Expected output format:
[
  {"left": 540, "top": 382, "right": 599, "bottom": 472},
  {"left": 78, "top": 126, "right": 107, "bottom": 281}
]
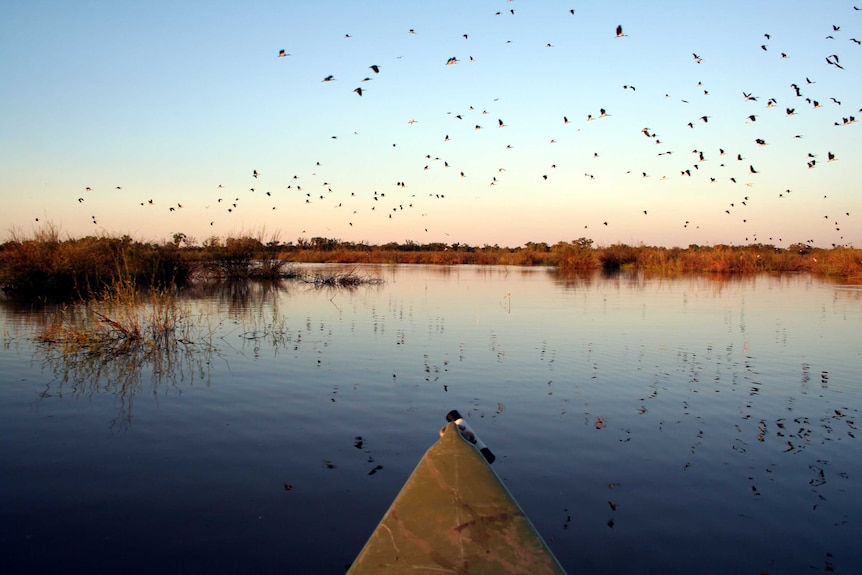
[
  {"left": 599, "top": 243, "right": 640, "bottom": 271},
  {"left": 34, "top": 281, "right": 215, "bottom": 432},
  {"left": 809, "top": 247, "right": 862, "bottom": 280},
  {"left": 549, "top": 238, "right": 599, "bottom": 270},
  {"left": 0, "top": 227, "right": 194, "bottom": 303},
  {"left": 35, "top": 280, "right": 203, "bottom": 357}
]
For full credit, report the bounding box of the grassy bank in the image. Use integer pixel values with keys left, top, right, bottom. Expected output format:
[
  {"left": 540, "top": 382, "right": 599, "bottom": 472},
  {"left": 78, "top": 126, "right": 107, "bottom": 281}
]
[{"left": 2, "top": 232, "right": 861, "bottom": 302}]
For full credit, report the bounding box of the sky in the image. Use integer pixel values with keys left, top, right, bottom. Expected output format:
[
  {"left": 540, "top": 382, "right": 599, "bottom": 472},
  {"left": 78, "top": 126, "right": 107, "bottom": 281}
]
[{"left": 1, "top": 0, "right": 860, "bottom": 249}]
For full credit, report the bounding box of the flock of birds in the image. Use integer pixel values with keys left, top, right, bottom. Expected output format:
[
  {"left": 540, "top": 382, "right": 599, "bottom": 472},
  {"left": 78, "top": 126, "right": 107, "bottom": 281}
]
[{"left": 64, "top": 4, "right": 860, "bottom": 247}]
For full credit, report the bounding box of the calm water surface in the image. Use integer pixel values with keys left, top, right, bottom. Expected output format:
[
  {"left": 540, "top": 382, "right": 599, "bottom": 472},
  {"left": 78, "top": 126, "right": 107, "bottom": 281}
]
[{"left": 2, "top": 266, "right": 860, "bottom": 574}]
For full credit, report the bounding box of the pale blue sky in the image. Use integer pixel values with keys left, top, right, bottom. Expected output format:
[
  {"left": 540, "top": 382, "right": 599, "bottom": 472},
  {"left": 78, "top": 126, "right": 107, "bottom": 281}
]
[{"left": 2, "top": 1, "right": 859, "bottom": 248}]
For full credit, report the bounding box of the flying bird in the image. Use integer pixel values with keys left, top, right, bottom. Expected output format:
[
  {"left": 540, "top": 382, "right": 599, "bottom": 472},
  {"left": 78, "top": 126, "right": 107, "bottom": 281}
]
[{"left": 616, "top": 25, "right": 626, "bottom": 37}]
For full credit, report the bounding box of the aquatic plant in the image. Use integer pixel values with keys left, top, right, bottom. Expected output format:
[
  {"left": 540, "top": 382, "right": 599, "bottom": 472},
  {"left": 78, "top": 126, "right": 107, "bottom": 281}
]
[
  {"left": 302, "top": 268, "right": 385, "bottom": 287},
  {"left": 33, "top": 281, "right": 216, "bottom": 431},
  {"left": 35, "top": 281, "right": 207, "bottom": 355}
]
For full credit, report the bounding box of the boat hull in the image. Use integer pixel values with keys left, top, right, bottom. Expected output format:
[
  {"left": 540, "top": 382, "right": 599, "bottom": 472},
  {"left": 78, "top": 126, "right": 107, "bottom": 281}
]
[{"left": 346, "top": 421, "right": 567, "bottom": 574}]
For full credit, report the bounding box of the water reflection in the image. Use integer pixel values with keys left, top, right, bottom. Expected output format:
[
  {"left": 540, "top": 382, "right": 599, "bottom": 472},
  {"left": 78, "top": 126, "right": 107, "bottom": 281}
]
[
  {"left": 9, "top": 269, "right": 392, "bottom": 431},
  {"left": 1, "top": 267, "right": 860, "bottom": 574},
  {"left": 38, "top": 333, "right": 215, "bottom": 432},
  {"left": 186, "top": 278, "right": 292, "bottom": 309},
  {"left": 2, "top": 268, "right": 859, "bottom": 434}
]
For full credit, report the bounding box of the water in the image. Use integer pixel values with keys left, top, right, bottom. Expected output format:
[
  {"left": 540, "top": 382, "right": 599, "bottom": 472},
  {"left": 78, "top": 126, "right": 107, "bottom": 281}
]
[{"left": 1, "top": 266, "right": 860, "bottom": 574}]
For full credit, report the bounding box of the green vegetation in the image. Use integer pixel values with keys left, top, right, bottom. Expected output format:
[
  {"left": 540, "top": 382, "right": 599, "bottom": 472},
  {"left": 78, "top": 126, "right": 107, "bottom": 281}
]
[{"left": 2, "top": 231, "right": 861, "bottom": 303}]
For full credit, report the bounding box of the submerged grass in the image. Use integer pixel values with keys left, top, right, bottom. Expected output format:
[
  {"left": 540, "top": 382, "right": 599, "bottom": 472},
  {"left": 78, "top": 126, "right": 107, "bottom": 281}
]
[
  {"left": 33, "top": 281, "right": 217, "bottom": 431},
  {"left": 35, "top": 281, "right": 209, "bottom": 358},
  {"left": 302, "top": 267, "right": 386, "bottom": 288}
]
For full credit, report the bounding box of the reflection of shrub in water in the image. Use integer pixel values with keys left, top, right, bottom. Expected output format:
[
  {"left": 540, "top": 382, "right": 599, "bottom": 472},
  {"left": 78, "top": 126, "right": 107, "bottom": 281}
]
[{"left": 35, "top": 282, "right": 216, "bottom": 432}]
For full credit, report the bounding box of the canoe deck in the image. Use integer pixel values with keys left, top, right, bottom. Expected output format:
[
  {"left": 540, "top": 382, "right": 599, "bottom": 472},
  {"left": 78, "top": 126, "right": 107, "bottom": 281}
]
[{"left": 346, "top": 421, "right": 567, "bottom": 574}]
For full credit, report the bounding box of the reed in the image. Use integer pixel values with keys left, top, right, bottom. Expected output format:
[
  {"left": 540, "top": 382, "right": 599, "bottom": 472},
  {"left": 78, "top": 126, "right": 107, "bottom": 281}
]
[
  {"left": 34, "top": 279, "right": 205, "bottom": 358},
  {"left": 302, "top": 267, "right": 385, "bottom": 287},
  {"left": 0, "top": 229, "right": 194, "bottom": 303},
  {"left": 599, "top": 243, "right": 640, "bottom": 271},
  {"left": 548, "top": 239, "right": 600, "bottom": 270},
  {"left": 809, "top": 247, "right": 862, "bottom": 280},
  {"left": 35, "top": 286, "right": 215, "bottom": 432}
]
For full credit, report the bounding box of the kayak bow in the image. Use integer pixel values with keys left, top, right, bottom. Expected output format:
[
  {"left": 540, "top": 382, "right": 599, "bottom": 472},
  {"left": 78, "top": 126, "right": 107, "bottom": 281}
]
[{"left": 346, "top": 417, "right": 567, "bottom": 574}]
